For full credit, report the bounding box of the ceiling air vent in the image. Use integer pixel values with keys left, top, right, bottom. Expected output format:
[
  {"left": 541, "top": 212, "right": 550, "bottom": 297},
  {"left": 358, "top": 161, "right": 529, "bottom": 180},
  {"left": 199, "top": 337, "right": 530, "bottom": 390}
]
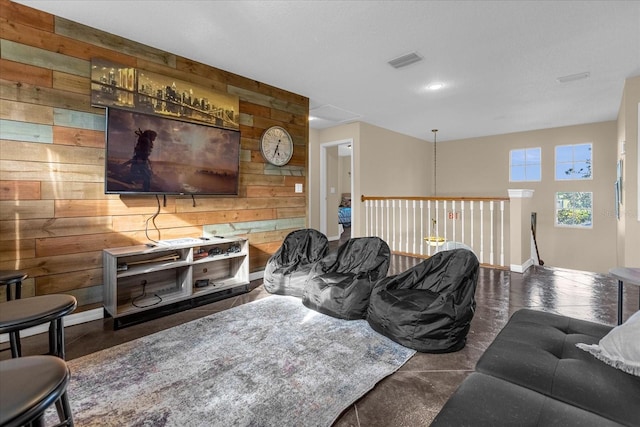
[
  {"left": 388, "top": 52, "right": 423, "bottom": 69},
  {"left": 309, "top": 104, "right": 362, "bottom": 123}
]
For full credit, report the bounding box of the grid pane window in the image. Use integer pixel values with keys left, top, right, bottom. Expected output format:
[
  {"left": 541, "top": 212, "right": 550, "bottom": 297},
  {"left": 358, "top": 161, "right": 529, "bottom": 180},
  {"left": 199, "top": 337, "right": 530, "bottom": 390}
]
[
  {"left": 555, "top": 143, "right": 592, "bottom": 180},
  {"left": 555, "top": 192, "right": 593, "bottom": 228},
  {"left": 510, "top": 147, "right": 541, "bottom": 182}
]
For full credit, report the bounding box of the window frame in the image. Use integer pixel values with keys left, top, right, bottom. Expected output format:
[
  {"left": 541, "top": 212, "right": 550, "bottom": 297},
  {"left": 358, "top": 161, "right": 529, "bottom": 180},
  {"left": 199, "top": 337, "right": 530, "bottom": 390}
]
[
  {"left": 509, "top": 147, "right": 542, "bottom": 182},
  {"left": 554, "top": 143, "right": 593, "bottom": 181},
  {"left": 554, "top": 191, "right": 593, "bottom": 229}
]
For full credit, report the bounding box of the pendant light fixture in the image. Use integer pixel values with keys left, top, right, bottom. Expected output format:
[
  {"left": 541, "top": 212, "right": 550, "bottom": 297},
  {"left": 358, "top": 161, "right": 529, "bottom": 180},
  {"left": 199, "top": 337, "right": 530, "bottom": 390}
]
[{"left": 424, "top": 128, "right": 445, "bottom": 247}]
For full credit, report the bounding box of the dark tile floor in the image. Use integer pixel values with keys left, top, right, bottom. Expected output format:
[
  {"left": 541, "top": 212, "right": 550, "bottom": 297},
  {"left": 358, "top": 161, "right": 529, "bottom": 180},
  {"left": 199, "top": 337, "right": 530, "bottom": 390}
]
[{"left": 2, "top": 246, "right": 638, "bottom": 426}]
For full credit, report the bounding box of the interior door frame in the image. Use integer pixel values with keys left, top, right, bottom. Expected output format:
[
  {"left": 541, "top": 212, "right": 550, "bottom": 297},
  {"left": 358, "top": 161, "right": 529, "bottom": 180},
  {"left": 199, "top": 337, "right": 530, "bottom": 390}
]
[{"left": 320, "top": 138, "right": 354, "bottom": 239}]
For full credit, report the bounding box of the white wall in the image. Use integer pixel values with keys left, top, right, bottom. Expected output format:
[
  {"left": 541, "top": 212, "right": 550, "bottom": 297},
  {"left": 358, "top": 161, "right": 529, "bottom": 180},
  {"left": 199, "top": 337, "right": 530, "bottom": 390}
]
[
  {"left": 309, "top": 122, "right": 430, "bottom": 238},
  {"left": 308, "top": 123, "right": 360, "bottom": 232},
  {"left": 437, "top": 121, "right": 618, "bottom": 273},
  {"left": 617, "top": 75, "right": 640, "bottom": 267}
]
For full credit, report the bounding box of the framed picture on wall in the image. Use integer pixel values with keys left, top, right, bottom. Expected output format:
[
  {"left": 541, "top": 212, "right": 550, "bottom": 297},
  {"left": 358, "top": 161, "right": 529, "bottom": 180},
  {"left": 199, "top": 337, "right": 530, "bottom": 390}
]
[
  {"left": 617, "top": 159, "right": 623, "bottom": 204},
  {"left": 615, "top": 181, "right": 620, "bottom": 220}
]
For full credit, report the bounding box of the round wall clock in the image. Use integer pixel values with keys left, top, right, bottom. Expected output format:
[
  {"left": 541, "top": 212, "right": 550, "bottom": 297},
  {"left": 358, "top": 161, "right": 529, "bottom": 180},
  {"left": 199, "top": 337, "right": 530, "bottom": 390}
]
[{"left": 260, "top": 126, "right": 293, "bottom": 166}]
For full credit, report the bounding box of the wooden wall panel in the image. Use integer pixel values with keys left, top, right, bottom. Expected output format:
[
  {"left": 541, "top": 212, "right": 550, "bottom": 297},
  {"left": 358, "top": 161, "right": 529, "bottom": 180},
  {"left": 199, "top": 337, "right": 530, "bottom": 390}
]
[
  {"left": 1, "top": 39, "right": 89, "bottom": 77},
  {"left": 52, "top": 71, "right": 89, "bottom": 95},
  {"left": 0, "top": 238, "right": 35, "bottom": 262},
  {"left": 0, "top": 58, "right": 52, "bottom": 87},
  {"left": 1, "top": 216, "right": 114, "bottom": 240},
  {"left": 0, "top": 99, "right": 53, "bottom": 123},
  {"left": 54, "top": 199, "right": 175, "bottom": 218},
  {"left": 0, "top": 17, "right": 137, "bottom": 67},
  {"left": 53, "top": 109, "right": 104, "bottom": 131},
  {"left": 0, "top": 121, "right": 53, "bottom": 143},
  {"left": 0, "top": 1, "right": 309, "bottom": 308},
  {"left": 1, "top": 79, "right": 95, "bottom": 113},
  {"left": 277, "top": 207, "right": 307, "bottom": 219},
  {"left": 40, "top": 182, "right": 109, "bottom": 199},
  {"left": 0, "top": 200, "right": 54, "bottom": 220},
  {"left": 37, "top": 267, "right": 103, "bottom": 294},
  {"left": 0, "top": 180, "right": 41, "bottom": 200},
  {"left": 0, "top": 0, "right": 53, "bottom": 31},
  {"left": 0, "top": 160, "right": 104, "bottom": 182},
  {"left": 0, "top": 139, "right": 103, "bottom": 164},
  {"left": 36, "top": 232, "right": 142, "bottom": 257},
  {"left": 53, "top": 126, "right": 104, "bottom": 148},
  {"left": 56, "top": 18, "right": 173, "bottom": 67},
  {"left": 246, "top": 185, "right": 305, "bottom": 198},
  {"left": 0, "top": 250, "right": 103, "bottom": 277}
]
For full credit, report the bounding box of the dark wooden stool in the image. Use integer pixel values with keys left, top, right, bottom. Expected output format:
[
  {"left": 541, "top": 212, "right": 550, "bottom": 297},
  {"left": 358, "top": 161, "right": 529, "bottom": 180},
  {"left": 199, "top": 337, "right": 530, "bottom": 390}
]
[
  {"left": 0, "top": 270, "right": 27, "bottom": 301},
  {"left": 0, "top": 271, "right": 28, "bottom": 357},
  {"left": 0, "top": 355, "right": 74, "bottom": 427},
  {"left": 0, "top": 294, "right": 77, "bottom": 359}
]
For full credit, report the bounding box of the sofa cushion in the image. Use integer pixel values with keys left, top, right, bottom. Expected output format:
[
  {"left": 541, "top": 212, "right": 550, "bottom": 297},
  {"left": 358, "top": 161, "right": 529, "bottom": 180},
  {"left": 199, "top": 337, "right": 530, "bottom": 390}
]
[
  {"left": 430, "top": 372, "right": 625, "bottom": 427},
  {"left": 576, "top": 309, "right": 640, "bottom": 376},
  {"left": 475, "top": 309, "right": 640, "bottom": 426}
]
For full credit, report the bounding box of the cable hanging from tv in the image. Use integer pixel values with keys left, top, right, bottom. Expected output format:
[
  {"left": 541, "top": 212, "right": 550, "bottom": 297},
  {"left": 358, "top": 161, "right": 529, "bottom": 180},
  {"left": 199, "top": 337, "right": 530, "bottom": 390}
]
[{"left": 132, "top": 279, "right": 163, "bottom": 308}]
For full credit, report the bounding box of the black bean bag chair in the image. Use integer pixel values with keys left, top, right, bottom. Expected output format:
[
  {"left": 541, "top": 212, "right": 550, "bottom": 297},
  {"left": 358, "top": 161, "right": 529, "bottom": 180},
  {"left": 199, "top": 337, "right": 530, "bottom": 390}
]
[
  {"left": 367, "top": 248, "right": 479, "bottom": 353},
  {"left": 263, "top": 229, "right": 329, "bottom": 297},
  {"left": 302, "top": 237, "right": 390, "bottom": 320}
]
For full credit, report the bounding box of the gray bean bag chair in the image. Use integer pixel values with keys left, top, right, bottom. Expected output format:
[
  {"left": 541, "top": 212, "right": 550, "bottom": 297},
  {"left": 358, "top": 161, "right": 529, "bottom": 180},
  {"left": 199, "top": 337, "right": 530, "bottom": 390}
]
[
  {"left": 302, "top": 237, "right": 390, "bottom": 320},
  {"left": 263, "top": 229, "right": 329, "bottom": 297},
  {"left": 367, "top": 248, "right": 479, "bottom": 353}
]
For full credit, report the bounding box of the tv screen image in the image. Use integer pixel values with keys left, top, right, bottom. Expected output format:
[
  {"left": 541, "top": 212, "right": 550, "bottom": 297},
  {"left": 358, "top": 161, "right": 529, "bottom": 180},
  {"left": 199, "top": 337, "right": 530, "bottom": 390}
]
[{"left": 105, "top": 108, "right": 240, "bottom": 195}]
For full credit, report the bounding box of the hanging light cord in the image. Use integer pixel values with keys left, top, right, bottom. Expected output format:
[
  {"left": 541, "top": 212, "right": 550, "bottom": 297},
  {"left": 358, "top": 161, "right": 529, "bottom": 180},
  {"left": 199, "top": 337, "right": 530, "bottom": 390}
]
[{"left": 432, "top": 129, "right": 438, "bottom": 196}]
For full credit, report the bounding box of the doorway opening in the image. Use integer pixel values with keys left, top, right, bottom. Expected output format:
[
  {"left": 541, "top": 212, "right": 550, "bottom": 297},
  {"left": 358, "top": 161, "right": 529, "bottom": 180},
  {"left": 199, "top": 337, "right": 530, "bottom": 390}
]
[{"left": 320, "top": 138, "right": 354, "bottom": 241}]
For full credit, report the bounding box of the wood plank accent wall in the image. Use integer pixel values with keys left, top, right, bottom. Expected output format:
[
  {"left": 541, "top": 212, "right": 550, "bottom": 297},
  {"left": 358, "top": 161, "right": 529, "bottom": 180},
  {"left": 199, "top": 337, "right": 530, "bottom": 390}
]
[{"left": 0, "top": 0, "right": 309, "bottom": 309}]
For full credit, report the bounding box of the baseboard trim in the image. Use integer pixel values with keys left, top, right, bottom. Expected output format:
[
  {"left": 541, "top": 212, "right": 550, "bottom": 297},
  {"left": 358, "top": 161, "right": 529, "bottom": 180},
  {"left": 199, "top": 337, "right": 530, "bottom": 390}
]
[
  {"left": 0, "top": 307, "right": 104, "bottom": 343},
  {"left": 510, "top": 257, "right": 535, "bottom": 273}
]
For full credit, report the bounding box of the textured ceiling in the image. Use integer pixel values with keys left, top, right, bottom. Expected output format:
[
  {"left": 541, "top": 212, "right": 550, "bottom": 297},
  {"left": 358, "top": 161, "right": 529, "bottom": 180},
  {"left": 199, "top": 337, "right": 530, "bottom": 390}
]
[{"left": 15, "top": 0, "right": 640, "bottom": 142}]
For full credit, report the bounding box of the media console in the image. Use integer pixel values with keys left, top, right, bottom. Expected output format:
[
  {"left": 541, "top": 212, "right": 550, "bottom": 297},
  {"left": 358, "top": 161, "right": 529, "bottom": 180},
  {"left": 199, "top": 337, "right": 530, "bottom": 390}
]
[{"left": 103, "top": 237, "right": 249, "bottom": 329}]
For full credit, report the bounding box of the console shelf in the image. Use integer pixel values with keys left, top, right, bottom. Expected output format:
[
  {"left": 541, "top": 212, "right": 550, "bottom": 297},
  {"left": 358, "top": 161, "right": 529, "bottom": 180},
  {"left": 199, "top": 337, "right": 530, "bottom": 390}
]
[{"left": 103, "top": 237, "right": 249, "bottom": 328}]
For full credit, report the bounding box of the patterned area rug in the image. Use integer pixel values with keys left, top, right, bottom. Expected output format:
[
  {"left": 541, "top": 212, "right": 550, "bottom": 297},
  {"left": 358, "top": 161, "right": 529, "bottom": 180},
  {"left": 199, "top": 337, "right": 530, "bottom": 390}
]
[{"left": 55, "top": 295, "right": 415, "bottom": 426}]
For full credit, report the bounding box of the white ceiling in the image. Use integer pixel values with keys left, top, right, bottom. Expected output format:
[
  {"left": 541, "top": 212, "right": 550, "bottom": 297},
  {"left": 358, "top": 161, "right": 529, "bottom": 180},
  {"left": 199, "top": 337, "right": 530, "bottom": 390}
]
[{"left": 16, "top": 0, "right": 640, "bottom": 142}]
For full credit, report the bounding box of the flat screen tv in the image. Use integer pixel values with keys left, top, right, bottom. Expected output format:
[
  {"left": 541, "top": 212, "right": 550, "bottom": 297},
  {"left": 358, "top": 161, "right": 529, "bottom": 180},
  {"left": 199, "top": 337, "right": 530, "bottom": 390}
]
[{"left": 105, "top": 108, "right": 240, "bottom": 195}]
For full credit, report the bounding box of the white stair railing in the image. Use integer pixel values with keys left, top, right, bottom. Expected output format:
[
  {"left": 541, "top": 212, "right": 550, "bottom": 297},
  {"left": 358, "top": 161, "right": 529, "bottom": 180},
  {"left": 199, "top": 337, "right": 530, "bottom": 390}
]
[{"left": 362, "top": 196, "right": 510, "bottom": 268}]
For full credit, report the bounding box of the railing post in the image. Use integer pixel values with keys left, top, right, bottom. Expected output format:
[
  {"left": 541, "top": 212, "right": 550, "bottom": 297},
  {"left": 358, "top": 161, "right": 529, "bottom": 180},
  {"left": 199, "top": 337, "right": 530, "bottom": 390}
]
[
  {"left": 392, "top": 199, "right": 396, "bottom": 252},
  {"left": 508, "top": 189, "right": 535, "bottom": 273},
  {"left": 386, "top": 200, "right": 390, "bottom": 247},
  {"left": 470, "top": 201, "right": 474, "bottom": 252},
  {"left": 500, "top": 200, "right": 505, "bottom": 267},
  {"left": 452, "top": 200, "right": 456, "bottom": 243},
  {"left": 412, "top": 200, "right": 417, "bottom": 255},
  {"left": 480, "top": 201, "right": 484, "bottom": 264},
  {"left": 490, "top": 201, "right": 494, "bottom": 266},
  {"left": 461, "top": 201, "right": 466, "bottom": 246},
  {"left": 420, "top": 200, "right": 424, "bottom": 256}
]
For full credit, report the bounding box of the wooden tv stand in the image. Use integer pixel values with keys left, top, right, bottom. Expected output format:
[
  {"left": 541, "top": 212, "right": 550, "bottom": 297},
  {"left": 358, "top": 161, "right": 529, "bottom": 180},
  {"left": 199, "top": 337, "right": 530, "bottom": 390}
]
[{"left": 103, "top": 237, "right": 249, "bottom": 329}]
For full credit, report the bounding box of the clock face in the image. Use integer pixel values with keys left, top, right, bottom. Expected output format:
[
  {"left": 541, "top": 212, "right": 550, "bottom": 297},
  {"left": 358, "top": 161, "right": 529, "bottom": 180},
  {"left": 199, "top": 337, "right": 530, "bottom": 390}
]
[{"left": 260, "top": 126, "right": 293, "bottom": 166}]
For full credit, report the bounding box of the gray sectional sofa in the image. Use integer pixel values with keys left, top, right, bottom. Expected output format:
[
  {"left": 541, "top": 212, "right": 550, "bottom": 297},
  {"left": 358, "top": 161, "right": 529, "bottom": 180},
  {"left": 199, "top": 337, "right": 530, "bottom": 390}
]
[{"left": 431, "top": 309, "right": 640, "bottom": 426}]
